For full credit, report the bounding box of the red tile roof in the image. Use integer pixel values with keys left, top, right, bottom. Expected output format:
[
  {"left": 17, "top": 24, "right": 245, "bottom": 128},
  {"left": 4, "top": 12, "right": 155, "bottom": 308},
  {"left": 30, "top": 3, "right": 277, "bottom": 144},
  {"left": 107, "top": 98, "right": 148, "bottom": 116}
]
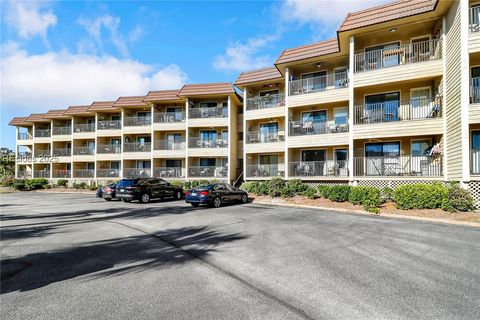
[
  {"left": 338, "top": 0, "right": 438, "bottom": 32},
  {"left": 64, "top": 105, "right": 93, "bottom": 115},
  {"left": 9, "top": 117, "right": 32, "bottom": 126},
  {"left": 143, "top": 89, "right": 182, "bottom": 102},
  {"left": 114, "top": 96, "right": 148, "bottom": 107},
  {"left": 44, "top": 109, "right": 69, "bottom": 119},
  {"left": 235, "top": 67, "right": 283, "bottom": 86},
  {"left": 275, "top": 38, "right": 339, "bottom": 65},
  {"left": 88, "top": 101, "right": 118, "bottom": 112},
  {"left": 177, "top": 82, "right": 236, "bottom": 97}
]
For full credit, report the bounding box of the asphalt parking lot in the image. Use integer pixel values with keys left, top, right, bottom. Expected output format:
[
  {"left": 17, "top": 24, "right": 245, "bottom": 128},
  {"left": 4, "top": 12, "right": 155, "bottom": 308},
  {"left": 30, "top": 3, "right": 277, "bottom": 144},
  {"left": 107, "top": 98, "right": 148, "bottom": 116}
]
[{"left": 1, "top": 192, "right": 480, "bottom": 320}]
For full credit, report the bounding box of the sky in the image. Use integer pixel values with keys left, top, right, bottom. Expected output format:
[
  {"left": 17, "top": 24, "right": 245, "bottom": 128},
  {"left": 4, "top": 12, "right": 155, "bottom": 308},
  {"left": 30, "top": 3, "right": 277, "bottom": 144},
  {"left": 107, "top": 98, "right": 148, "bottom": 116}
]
[{"left": 0, "top": 0, "right": 391, "bottom": 150}]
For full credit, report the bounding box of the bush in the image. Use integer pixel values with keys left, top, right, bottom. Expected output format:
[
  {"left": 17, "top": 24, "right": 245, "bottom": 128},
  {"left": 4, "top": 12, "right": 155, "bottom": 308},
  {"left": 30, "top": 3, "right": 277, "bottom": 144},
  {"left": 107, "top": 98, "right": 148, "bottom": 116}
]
[
  {"left": 240, "top": 181, "right": 260, "bottom": 194},
  {"left": 44, "top": 184, "right": 52, "bottom": 189},
  {"left": 89, "top": 185, "right": 97, "bottom": 191},
  {"left": 302, "top": 186, "right": 317, "bottom": 199},
  {"left": 25, "top": 178, "right": 49, "bottom": 190},
  {"left": 327, "top": 185, "right": 351, "bottom": 202},
  {"left": 317, "top": 185, "right": 332, "bottom": 198},
  {"left": 441, "top": 183, "right": 475, "bottom": 212},
  {"left": 286, "top": 179, "right": 308, "bottom": 194},
  {"left": 348, "top": 186, "right": 370, "bottom": 205},
  {"left": 382, "top": 187, "right": 394, "bottom": 202},
  {"left": 73, "top": 182, "right": 88, "bottom": 189},
  {"left": 0, "top": 175, "right": 15, "bottom": 187},
  {"left": 266, "top": 178, "right": 286, "bottom": 197},
  {"left": 11, "top": 179, "right": 26, "bottom": 190},
  {"left": 57, "top": 179, "right": 68, "bottom": 187},
  {"left": 362, "top": 187, "right": 382, "bottom": 211},
  {"left": 393, "top": 183, "right": 447, "bottom": 210}
]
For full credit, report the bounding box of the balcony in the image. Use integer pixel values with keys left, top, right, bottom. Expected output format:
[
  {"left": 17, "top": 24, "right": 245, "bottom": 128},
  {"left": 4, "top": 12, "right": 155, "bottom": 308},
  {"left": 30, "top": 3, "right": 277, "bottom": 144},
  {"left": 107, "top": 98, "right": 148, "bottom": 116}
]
[
  {"left": 246, "top": 164, "right": 284, "bottom": 178},
  {"left": 73, "top": 124, "right": 95, "bottom": 133},
  {"left": 153, "top": 167, "right": 184, "bottom": 179},
  {"left": 52, "top": 148, "right": 71, "bottom": 157},
  {"left": 472, "top": 149, "right": 480, "bottom": 176},
  {"left": 52, "top": 127, "right": 72, "bottom": 135},
  {"left": 97, "top": 120, "right": 121, "bottom": 130},
  {"left": 123, "top": 168, "right": 151, "bottom": 178},
  {"left": 73, "top": 147, "right": 95, "bottom": 156},
  {"left": 123, "top": 116, "right": 151, "bottom": 127},
  {"left": 96, "top": 169, "right": 120, "bottom": 178},
  {"left": 17, "top": 171, "right": 32, "bottom": 179},
  {"left": 73, "top": 169, "right": 95, "bottom": 178},
  {"left": 154, "top": 140, "right": 186, "bottom": 150},
  {"left": 246, "top": 131, "right": 284, "bottom": 144},
  {"left": 18, "top": 133, "right": 32, "bottom": 140},
  {"left": 289, "top": 72, "right": 348, "bottom": 96},
  {"left": 188, "top": 166, "right": 228, "bottom": 178},
  {"left": 153, "top": 112, "right": 185, "bottom": 123},
  {"left": 189, "top": 107, "right": 228, "bottom": 119},
  {"left": 246, "top": 93, "right": 285, "bottom": 111},
  {"left": 353, "top": 156, "right": 443, "bottom": 177},
  {"left": 97, "top": 144, "right": 121, "bottom": 154},
  {"left": 123, "top": 142, "right": 151, "bottom": 153},
  {"left": 288, "top": 161, "right": 348, "bottom": 178},
  {"left": 289, "top": 121, "right": 348, "bottom": 136},
  {"left": 188, "top": 137, "right": 228, "bottom": 148},
  {"left": 470, "top": 6, "right": 480, "bottom": 33},
  {"left": 34, "top": 129, "right": 51, "bottom": 138},
  {"left": 34, "top": 149, "right": 50, "bottom": 157},
  {"left": 471, "top": 78, "right": 480, "bottom": 104},
  {"left": 52, "top": 169, "right": 71, "bottom": 178},
  {"left": 34, "top": 170, "right": 50, "bottom": 178}
]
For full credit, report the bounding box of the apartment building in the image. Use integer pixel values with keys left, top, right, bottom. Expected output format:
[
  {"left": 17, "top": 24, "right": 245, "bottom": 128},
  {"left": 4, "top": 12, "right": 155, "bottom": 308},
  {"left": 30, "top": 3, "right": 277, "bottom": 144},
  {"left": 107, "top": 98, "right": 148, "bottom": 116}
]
[{"left": 9, "top": 0, "right": 480, "bottom": 199}]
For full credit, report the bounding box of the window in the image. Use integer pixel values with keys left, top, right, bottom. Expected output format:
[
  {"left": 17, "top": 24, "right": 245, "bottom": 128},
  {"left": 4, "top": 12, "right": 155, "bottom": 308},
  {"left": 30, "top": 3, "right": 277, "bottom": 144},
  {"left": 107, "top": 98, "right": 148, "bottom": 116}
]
[
  {"left": 259, "top": 90, "right": 279, "bottom": 96},
  {"left": 110, "top": 162, "right": 120, "bottom": 170},
  {"left": 365, "top": 142, "right": 400, "bottom": 157},
  {"left": 334, "top": 108, "right": 348, "bottom": 125},
  {"left": 411, "top": 140, "right": 430, "bottom": 156},
  {"left": 259, "top": 154, "right": 278, "bottom": 165},
  {"left": 471, "top": 5, "right": 480, "bottom": 32},
  {"left": 136, "top": 136, "right": 151, "bottom": 144},
  {"left": 166, "top": 107, "right": 183, "bottom": 121},
  {"left": 137, "top": 111, "right": 150, "bottom": 118},
  {"left": 302, "top": 150, "right": 325, "bottom": 162},
  {"left": 301, "top": 71, "right": 327, "bottom": 91},
  {"left": 87, "top": 141, "right": 95, "bottom": 152},
  {"left": 200, "top": 158, "right": 216, "bottom": 167},
  {"left": 166, "top": 133, "right": 182, "bottom": 149},
  {"left": 472, "top": 131, "right": 480, "bottom": 150},
  {"left": 136, "top": 161, "right": 151, "bottom": 169},
  {"left": 259, "top": 123, "right": 278, "bottom": 142},
  {"left": 111, "top": 115, "right": 121, "bottom": 121},
  {"left": 199, "top": 102, "right": 217, "bottom": 108},
  {"left": 365, "top": 92, "right": 400, "bottom": 122},
  {"left": 302, "top": 110, "right": 327, "bottom": 123},
  {"left": 365, "top": 42, "right": 400, "bottom": 68},
  {"left": 87, "top": 162, "right": 95, "bottom": 170},
  {"left": 334, "top": 67, "right": 348, "bottom": 88},
  {"left": 166, "top": 159, "right": 182, "bottom": 168},
  {"left": 200, "top": 130, "right": 217, "bottom": 142}
]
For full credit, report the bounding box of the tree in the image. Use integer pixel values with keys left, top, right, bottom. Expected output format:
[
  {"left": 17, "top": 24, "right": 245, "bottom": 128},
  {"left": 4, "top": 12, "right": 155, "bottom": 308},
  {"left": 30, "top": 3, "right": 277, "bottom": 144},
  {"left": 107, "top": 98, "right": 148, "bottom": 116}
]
[{"left": 0, "top": 148, "right": 15, "bottom": 177}]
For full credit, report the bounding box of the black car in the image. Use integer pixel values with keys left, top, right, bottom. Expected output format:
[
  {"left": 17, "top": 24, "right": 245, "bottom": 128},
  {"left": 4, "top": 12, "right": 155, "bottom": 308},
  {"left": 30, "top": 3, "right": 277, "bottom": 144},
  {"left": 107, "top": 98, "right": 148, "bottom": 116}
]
[
  {"left": 96, "top": 183, "right": 118, "bottom": 201},
  {"left": 115, "top": 178, "right": 183, "bottom": 203},
  {"left": 185, "top": 183, "right": 248, "bottom": 208}
]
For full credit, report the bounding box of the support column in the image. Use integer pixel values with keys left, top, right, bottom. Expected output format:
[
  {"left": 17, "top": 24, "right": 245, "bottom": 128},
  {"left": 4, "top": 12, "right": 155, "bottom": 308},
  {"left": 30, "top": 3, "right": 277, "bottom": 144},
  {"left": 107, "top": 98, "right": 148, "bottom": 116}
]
[
  {"left": 94, "top": 114, "right": 98, "bottom": 182},
  {"left": 120, "top": 109, "right": 125, "bottom": 179},
  {"left": 442, "top": 15, "right": 449, "bottom": 183},
  {"left": 227, "top": 95, "right": 232, "bottom": 183},
  {"left": 150, "top": 104, "right": 154, "bottom": 178},
  {"left": 185, "top": 98, "right": 190, "bottom": 181},
  {"left": 50, "top": 120, "right": 53, "bottom": 181},
  {"left": 284, "top": 67, "right": 290, "bottom": 179},
  {"left": 15, "top": 127, "right": 19, "bottom": 179},
  {"left": 348, "top": 35, "right": 355, "bottom": 184},
  {"left": 243, "top": 88, "right": 247, "bottom": 182},
  {"left": 461, "top": 0, "right": 471, "bottom": 185}
]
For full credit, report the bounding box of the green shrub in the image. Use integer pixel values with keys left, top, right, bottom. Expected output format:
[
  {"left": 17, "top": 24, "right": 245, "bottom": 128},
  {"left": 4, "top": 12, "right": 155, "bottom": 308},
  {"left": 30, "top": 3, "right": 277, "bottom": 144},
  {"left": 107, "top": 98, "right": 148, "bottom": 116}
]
[
  {"left": 88, "top": 185, "right": 97, "bottom": 191},
  {"left": 286, "top": 179, "right": 308, "bottom": 194},
  {"left": 382, "top": 187, "right": 394, "bottom": 201},
  {"left": 441, "top": 183, "right": 475, "bottom": 212},
  {"left": 393, "top": 183, "right": 447, "bottom": 210},
  {"left": 326, "top": 185, "right": 351, "bottom": 202},
  {"left": 348, "top": 186, "right": 370, "bottom": 205},
  {"left": 44, "top": 184, "right": 52, "bottom": 189},
  {"left": 240, "top": 181, "right": 260, "bottom": 194},
  {"left": 302, "top": 186, "right": 317, "bottom": 199},
  {"left": 318, "top": 185, "right": 332, "bottom": 198},
  {"left": 57, "top": 179, "right": 68, "bottom": 187},
  {"left": 266, "top": 178, "right": 285, "bottom": 197},
  {"left": 25, "top": 178, "right": 49, "bottom": 190},
  {"left": 11, "top": 179, "right": 26, "bottom": 190},
  {"left": 362, "top": 187, "right": 382, "bottom": 211},
  {"left": 73, "top": 182, "right": 88, "bottom": 189}
]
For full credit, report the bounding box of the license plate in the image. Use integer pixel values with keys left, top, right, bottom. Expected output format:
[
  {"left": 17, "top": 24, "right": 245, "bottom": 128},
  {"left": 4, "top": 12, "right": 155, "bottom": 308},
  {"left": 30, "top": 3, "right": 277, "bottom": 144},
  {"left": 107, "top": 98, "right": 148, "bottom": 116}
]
[
  {"left": 191, "top": 192, "right": 197, "bottom": 196},
  {"left": 120, "top": 189, "right": 125, "bottom": 192}
]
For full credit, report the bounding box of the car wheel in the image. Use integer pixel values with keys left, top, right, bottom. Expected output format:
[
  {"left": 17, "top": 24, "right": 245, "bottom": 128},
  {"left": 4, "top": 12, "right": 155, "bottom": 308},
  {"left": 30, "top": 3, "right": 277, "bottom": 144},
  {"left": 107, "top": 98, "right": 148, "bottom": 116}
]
[
  {"left": 122, "top": 199, "right": 131, "bottom": 203},
  {"left": 212, "top": 197, "right": 222, "bottom": 208},
  {"left": 191, "top": 203, "right": 199, "bottom": 207},
  {"left": 174, "top": 190, "right": 182, "bottom": 200},
  {"left": 241, "top": 194, "right": 248, "bottom": 204},
  {"left": 140, "top": 193, "right": 151, "bottom": 203}
]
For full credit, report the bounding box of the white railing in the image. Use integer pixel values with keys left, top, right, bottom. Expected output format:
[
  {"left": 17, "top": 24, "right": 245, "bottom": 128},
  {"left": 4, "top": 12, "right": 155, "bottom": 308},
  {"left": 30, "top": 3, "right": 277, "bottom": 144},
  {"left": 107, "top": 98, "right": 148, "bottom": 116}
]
[
  {"left": 470, "top": 6, "right": 480, "bottom": 33},
  {"left": 34, "top": 170, "right": 50, "bottom": 178},
  {"left": 289, "top": 72, "right": 348, "bottom": 96},
  {"left": 288, "top": 161, "right": 348, "bottom": 177},
  {"left": 471, "top": 78, "right": 480, "bottom": 104},
  {"left": 96, "top": 169, "right": 120, "bottom": 178},
  {"left": 73, "top": 123, "right": 95, "bottom": 133},
  {"left": 471, "top": 149, "right": 480, "bottom": 175},
  {"left": 189, "top": 106, "right": 228, "bottom": 118},
  {"left": 52, "top": 127, "right": 72, "bottom": 135},
  {"left": 188, "top": 137, "right": 228, "bottom": 148},
  {"left": 354, "top": 39, "right": 442, "bottom": 73},
  {"left": 289, "top": 121, "right": 348, "bottom": 136},
  {"left": 153, "top": 112, "right": 185, "bottom": 123},
  {"left": 18, "top": 132, "right": 32, "bottom": 140},
  {"left": 97, "top": 120, "right": 121, "bottom": 130},
  {"left": 123, "top": 116, "right": 151, "bottom": 127},
  {"left": 153, "top": 167, "right": 184, "bottom": 178},
  {"left": 354, "top": 97, "right": 442, "bottom": 124},
  {"left": 73, "top": 147, "right": 95, "bottom": 155},
  {"left": 97, "top": 144, "right": 121, "bottom": 154},
  {"left": 52, "top": 170, "right": 71, "bottom": 178},
  {"left": 354, "top": 156, "right": 443, "bottom": 177},
  {"left": 246, "top": 93, "right": 285, "bottom": 110},
  {"left": 73, "top": 169, "right": 95, "bottom": 178},
  {"left": 17, "top": 171, "right": 32, "bottom": 179},
  {"left": 246, "top": 164, "right": 284, "bottom": 178},
  {"left": 123, "top": 142, "right": 151, "bottom": 152},
  {"left": 34, "top": 129, "right": 51, "bottom": 137},
  {"left": 34, "top": 149, "right": 50, "bottom": 157},
  {"left": 52, "top": 148, "right": 71, "bottom": 157},
  {"left": 188, "top": 166, "right": 228, "bottom": 178},
  {"left": 245, "top": 131, "right": 285, "bottom": 144},
  {"left": 154, "top": 140, "right": 186, "bottom": 150},
  {"left": 123, "top": 168, "right": 151, "bottom": 178}
]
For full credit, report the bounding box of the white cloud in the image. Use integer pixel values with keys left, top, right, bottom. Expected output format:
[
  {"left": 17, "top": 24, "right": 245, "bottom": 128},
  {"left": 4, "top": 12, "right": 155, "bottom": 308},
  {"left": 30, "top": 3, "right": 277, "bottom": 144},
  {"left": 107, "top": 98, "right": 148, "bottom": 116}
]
[
  {"left": 212, "top": 35, "right": 278, "bottom": 72},
  {"left": 5, "top": 1, "right": 57, "bottom": 42},
  {"left": 0, "top": 45, "right": 188, "bottom": 113}
]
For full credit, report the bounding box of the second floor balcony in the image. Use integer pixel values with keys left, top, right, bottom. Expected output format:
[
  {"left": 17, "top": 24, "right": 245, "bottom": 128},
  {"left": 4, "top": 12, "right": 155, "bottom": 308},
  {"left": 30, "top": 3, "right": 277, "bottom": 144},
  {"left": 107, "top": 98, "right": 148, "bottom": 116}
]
[
  {"left": 154, "top": 140, "right": 186, "bottom": 150},
  {"left": 189, "top": 106, "right": 228, "bottom": 119},
  {"left": 289, "top": 121, "right": 348, "bottom": 136},
  {"left": 188, "top": 137, "right": 228, "bottom": 148},
  {"left": 97, "top": 144, "right": 121, "bottom": 154},
  {"left": 153, "top": 112, "right": 185, "bottom": 123},
  {"left": 470, "top": 6, "right": 480, "bottom": 33},
  {"left": 289, "top": 72, "right": 348, "bottom": 96},
  {"left": 73, "top": 147, "right": 95, "bottom": 156},
  {"left": 123, "top": 116, "right": 151, "bottom": 127},
  {"left": 471, "top": 78, "right": 480, "bottom": 103},
  {"left": 246, "top": 93, "right": 285, "bottom": 111},
  {"left": 188, "top": 166, "right": 228, "bottom": 178},
  {"left": 34, "top": 149, "right": 50, "bottom": 157},
  {"left": 52, "top": 148, "right": 71, "bottom": 157},
  {"left": 18, "top": 132, "right": 33, "bottom": 140},
  {"left": 73, "top": 169, "right": 95, "bottom": 178},
  {"left": 52, "top": 169, "right": 71, "bottom": 178},
  {"left": 153, "top": 167, "right": 184, "bottom": 178},
  {"left": 52, "top": 127, "right": 72, "bottom": 135},
  {"left": 97, "top": 120, "right": 121, "bottom": 130},
  {"left": 74, "top": 123, "right": 95, "bottom": 133},
  {"left": 34, "top": 129, "right": 50, "bottom": 138},
  {"left": 246, "top": 131, "right": 284, "bottom": 144},
  {"left": 96, "top": 169, "right": 121, "bottom": 178},
  {"left": 123, "top": 142, "right": 151, "bottom": 152},
  {"left": 353, "top": 96, "right": 442, "bottom": 125}
]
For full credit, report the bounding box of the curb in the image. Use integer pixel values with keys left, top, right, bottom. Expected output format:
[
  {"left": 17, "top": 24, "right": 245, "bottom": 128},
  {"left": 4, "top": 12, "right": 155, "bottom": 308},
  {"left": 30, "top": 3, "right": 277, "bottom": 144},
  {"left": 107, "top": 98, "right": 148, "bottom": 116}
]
[
  {"left": 252, "top": 201, "right": 480, "bottom": 228},
  {"left": 33, "top": 190, "right": 96, "bottom": 195}
]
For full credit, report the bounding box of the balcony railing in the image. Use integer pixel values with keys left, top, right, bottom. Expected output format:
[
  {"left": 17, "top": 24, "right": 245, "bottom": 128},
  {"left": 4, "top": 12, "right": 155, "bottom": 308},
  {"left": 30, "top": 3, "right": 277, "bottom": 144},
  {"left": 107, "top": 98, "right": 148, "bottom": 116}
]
[
  {"left": 97, "top": 120, "right": 121, "bottom": 130},
  {"left": 34, "top": 170, "right": 50, "bottom": 178},
  {"left": 471, "top": 149, "right": 480, "bottom": 175},
  {"left": 52, "top": 148, "right": 71, "bottom": 157},
  {"left": 288, "top": 161, "right": 348, "bottom": 178},
  {"left": 123, "top": 116, "right": 151, "bottom": 127},
  {"left": 97, "top": 144, "right": 121, "bottom": 154},
  {"left": 123, "top": 168, "right": 151, "bottom": 178},
  {"left": 246, "top": 93, "right": 285, "bottom": 111},
  {"left": 153, "top": 112, "right": 185, "bottom": 123},
  {"left": 471, "top": 78, "right": 480, "bottom": 104},
  {"left": 96, "top": 169, "right": 120, "bottom": 178},
  {"left": 123, "top": 142, "right": 151, "bottom": 152},
  {"left": 353, "top": 156, "right": 443, "bottom": 177},
  {"left": 189, "top": 107, "right": 228, "bottom": 119},
  {"left": 34, "top": 149, "right": 50, "bottom": 157},
  {"left": 188, "top": 137, "right": 228, "bottom": 148},
  {"left": 470, "top": 6, "right": 480, "bottom": 33},
  {"left": 18, "top": 133, "right": 32, "bottom": 140},
  {"left": 353, "top": 97, "right": 442, "bottom": 125},
  {"left": 73, "top": 123, "right": 95, "bottom": 133},
  {"left": 289, "top": 121, "right": 348, "bottom": 136},
  {"left": 188, "top": 166, "right": 228, "bottom": 178},
  {"left": 73, "top": 169, "right": 95, "bottom": 178},
  {"left": 154, "top": 140, "right": 185, "bottom": 150},
  {"left": 289, "top": 72, "right": 349, "bottom": 96},
  {"left": 246, "top": 164, "right": 284, "bottom": 178},
  {"left": 34, "top": 129, "right": 51, "bottom": 138},
  {"left": 52, "top": 170, "right": 71, "bottom": 178},
  {"left": 153, "top": 167, "right": 184, "bottom": 178},
  {"left": 73, "top": 147, "right": 95, "bottom": 156},
  {"left": 17, "top": 151, "right": 32, "bottom": 158},
  {"left": 354, "top": 39, "right": 442, "bottom": 73},
  {"left": 52, "top": 127, "right": 72, "bottom": 135},
  {"left": 246, "top": 131, "right": 284, "bottom": 144},
  {"left": 17, "top": 171, "right": 32, "bottom": 179}
]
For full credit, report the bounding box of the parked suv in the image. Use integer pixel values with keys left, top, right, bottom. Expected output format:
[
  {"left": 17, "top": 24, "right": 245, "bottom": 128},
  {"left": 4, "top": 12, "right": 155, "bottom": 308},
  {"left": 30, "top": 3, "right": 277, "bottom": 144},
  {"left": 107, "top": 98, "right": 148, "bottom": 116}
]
[{"left": 116, "top": 178, "right": 183, "bottom": 203}]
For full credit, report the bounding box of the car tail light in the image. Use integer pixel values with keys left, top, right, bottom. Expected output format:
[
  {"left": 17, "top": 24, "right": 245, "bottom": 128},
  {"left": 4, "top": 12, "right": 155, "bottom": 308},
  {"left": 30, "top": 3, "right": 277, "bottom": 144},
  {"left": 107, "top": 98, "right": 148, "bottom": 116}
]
[
  {"left": 185, "top": 191, "right": 190, "bottom": 196},
  {"left": 199, "top": 191, "right": 209, "bottom": 196},
  {"left": 105, "top": 187, "right": 112, "bottom": 192}
]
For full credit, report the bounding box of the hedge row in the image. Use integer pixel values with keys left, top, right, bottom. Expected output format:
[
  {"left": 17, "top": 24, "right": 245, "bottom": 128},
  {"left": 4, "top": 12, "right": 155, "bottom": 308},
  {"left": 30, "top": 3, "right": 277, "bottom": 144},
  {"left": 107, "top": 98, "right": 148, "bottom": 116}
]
[{"left": 240, "top": 179, "right": 475, "bottom": 213}]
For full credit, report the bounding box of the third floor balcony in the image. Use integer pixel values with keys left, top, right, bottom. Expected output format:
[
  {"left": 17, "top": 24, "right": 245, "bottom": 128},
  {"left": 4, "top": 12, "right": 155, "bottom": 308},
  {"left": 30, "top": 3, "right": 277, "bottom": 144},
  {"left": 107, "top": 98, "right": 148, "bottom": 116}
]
[
  {"left": 289, "top": 72, "right": 349, "bottom": 96},
  {"left": 246, "top": 93, "right": 285, "bottom": 111},
  {"left": 189, "top": 106, "right": 228, "bottom": 119},
  {"left": 34, "top": 129, "right": 51, "bottom": 138}
]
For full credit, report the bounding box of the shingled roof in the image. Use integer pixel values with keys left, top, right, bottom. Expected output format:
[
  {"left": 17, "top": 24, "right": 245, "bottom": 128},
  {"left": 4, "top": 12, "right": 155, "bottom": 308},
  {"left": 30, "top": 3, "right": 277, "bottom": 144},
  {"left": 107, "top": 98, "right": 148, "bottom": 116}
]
[
  {"left": 235, "top": 67, "right": 283, "bottom": 86},
  {"left": 338, "top": 0, "right": 438, "bottom": 32},
  {"left": 114, "top": 96, "right": 148, "bottom": 107},
  {"left": 44, "top": 109, "right": 69, "bottom": 119},
  {"left": 177, "top": 82, "right": 236, "bottom": 97},
  {"left": 25, "top": 113, "right": 50, "bottom": 122},
  {"left": 89, "top": 101, "right": 118, "bottom": 112},
  {"left": 275, "top": 38, "right": 339, "bottom": 65},
  {"left": 143, "top": 89, "right": 182, "bottom": 102},
  {"left": 64, "top": 105, "right": 93, "bottom": 116},
  {"left": 9, "top": 117, "right": 32, "bottom": 126}
]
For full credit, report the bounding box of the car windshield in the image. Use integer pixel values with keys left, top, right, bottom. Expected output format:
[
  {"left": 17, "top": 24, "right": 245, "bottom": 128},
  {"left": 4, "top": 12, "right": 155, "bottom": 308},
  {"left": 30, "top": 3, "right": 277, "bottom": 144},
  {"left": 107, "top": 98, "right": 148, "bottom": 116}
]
[{"left": 117, "top": 179, "right": 138, "bottom": 187}]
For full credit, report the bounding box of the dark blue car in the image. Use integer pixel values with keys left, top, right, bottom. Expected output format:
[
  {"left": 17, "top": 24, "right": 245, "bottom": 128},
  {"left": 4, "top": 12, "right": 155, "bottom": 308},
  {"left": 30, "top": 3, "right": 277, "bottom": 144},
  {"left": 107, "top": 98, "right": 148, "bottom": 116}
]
[{"left": 185, "top": 183, "right": 248, "bottom": 208}]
